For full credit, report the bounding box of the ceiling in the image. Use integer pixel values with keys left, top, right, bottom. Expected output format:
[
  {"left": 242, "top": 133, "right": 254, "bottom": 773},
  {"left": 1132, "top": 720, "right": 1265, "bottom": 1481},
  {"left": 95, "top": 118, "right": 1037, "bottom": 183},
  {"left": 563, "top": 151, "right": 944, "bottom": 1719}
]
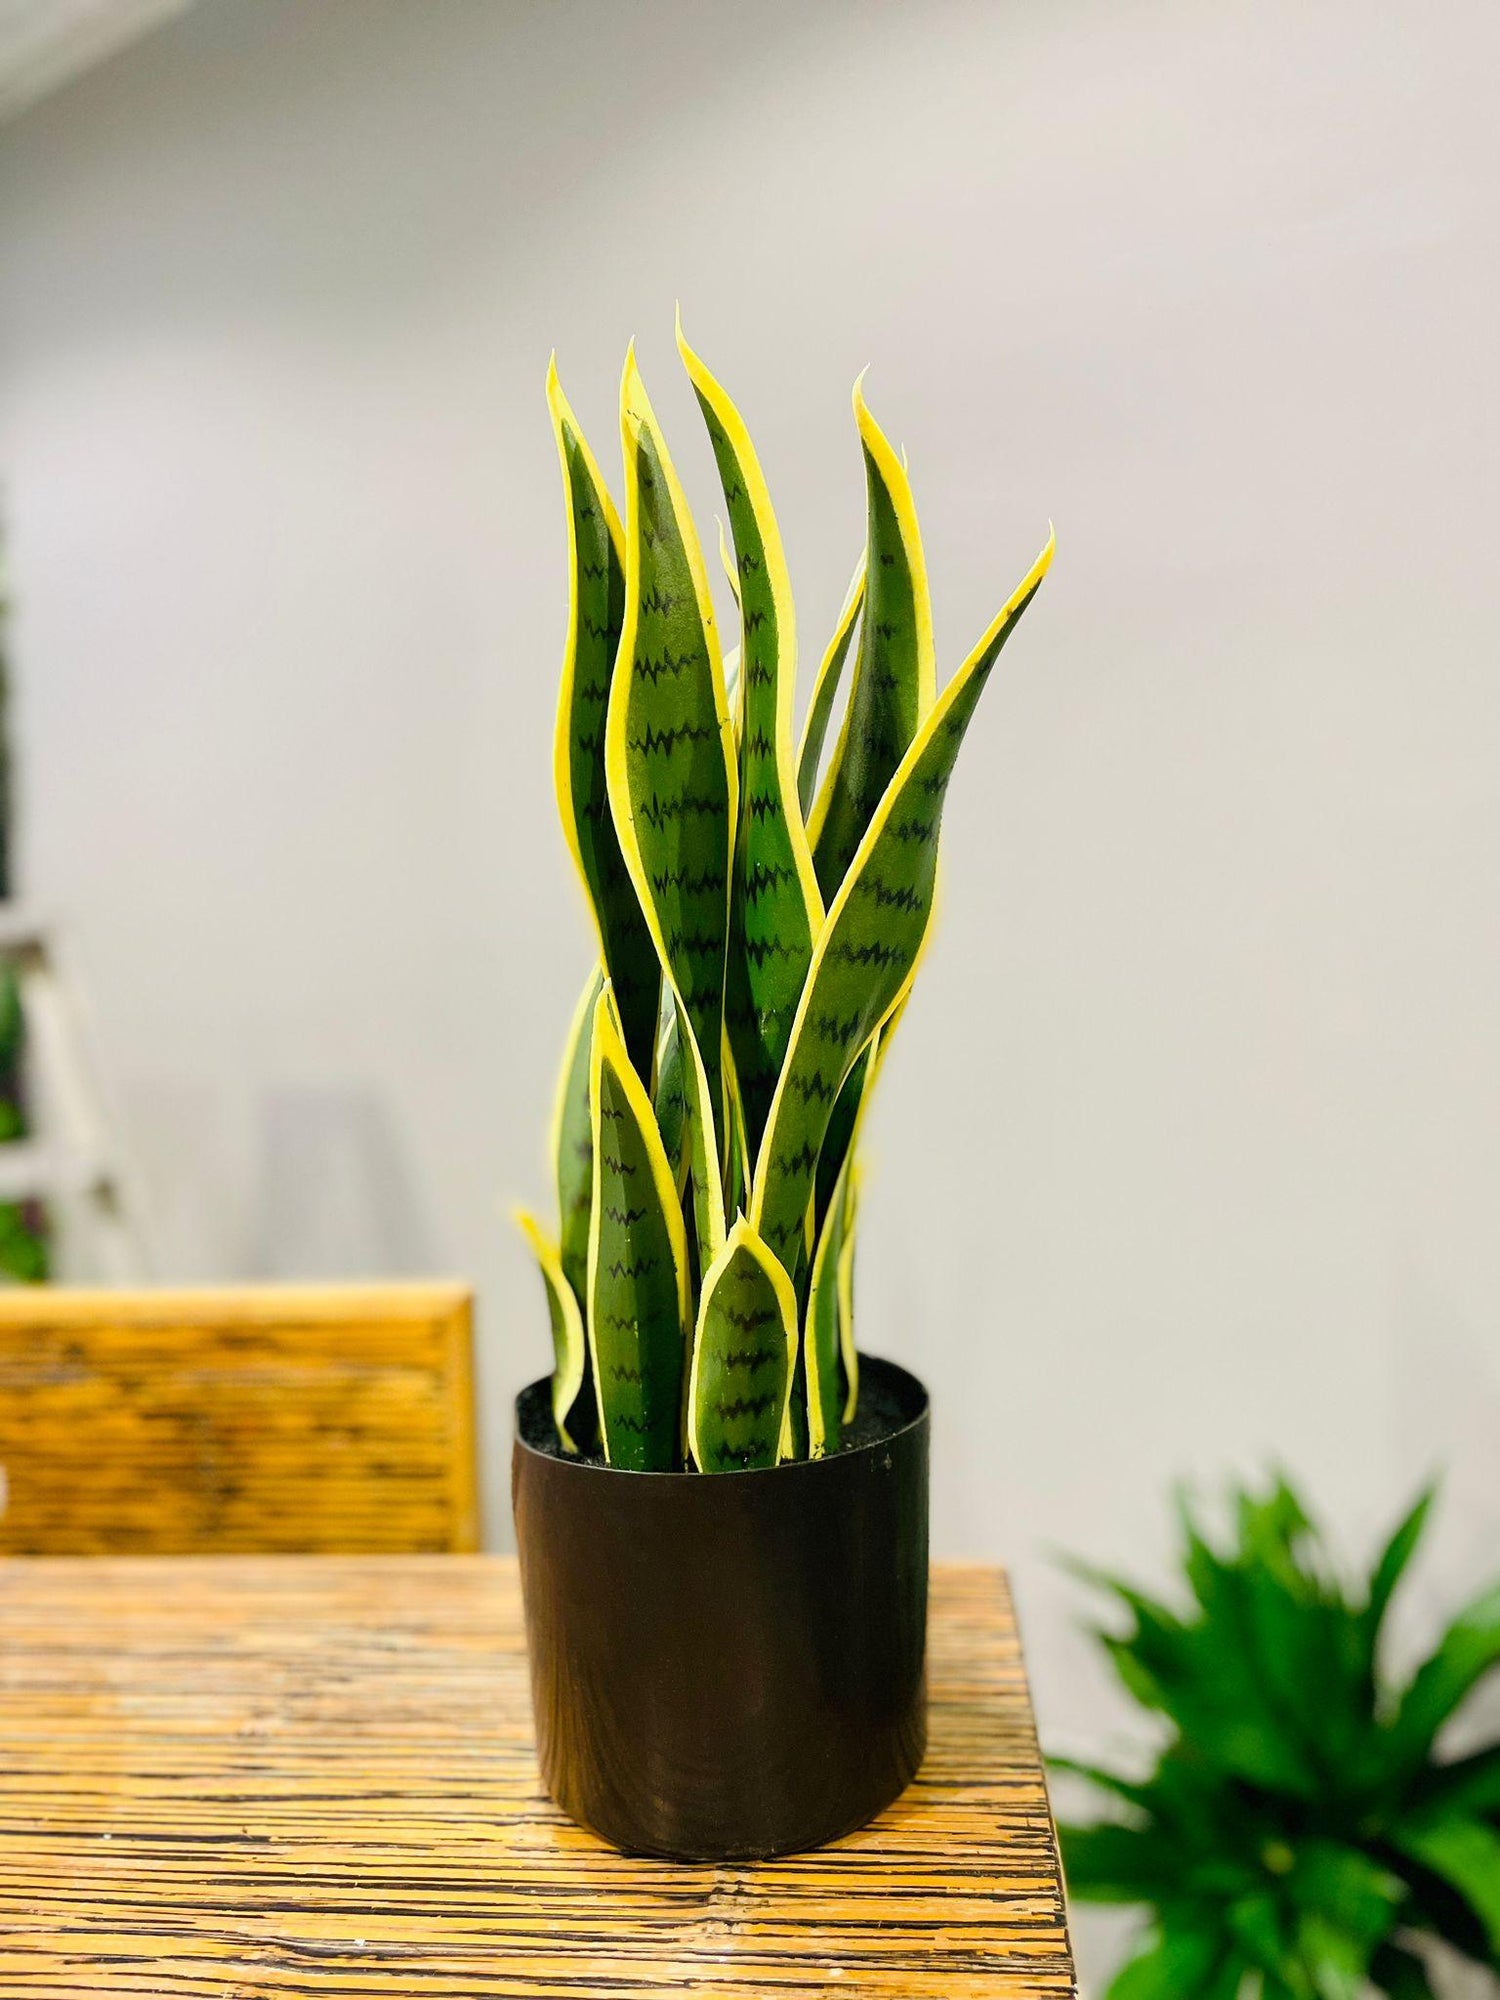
[{"left": 0, "top": 0, "right": 194, "bottom": 123}]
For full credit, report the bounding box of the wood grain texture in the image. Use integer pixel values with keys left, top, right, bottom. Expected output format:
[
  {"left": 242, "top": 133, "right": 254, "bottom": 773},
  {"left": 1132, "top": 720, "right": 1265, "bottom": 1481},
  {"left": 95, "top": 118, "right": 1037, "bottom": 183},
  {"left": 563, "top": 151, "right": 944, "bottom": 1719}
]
[
  {"left": 0, "top": 1556, "right": 1073, "bottom": 1997},
  {"left": 0, "top": 1284, "right": 478, "bottom": 1554}
]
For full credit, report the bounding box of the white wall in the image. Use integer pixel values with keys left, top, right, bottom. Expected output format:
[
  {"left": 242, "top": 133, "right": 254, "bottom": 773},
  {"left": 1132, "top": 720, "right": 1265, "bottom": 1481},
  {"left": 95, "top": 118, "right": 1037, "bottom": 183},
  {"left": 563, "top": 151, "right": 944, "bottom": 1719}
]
[{"left": 2, "top": 0, "right": 1498, "bottom": 1978}]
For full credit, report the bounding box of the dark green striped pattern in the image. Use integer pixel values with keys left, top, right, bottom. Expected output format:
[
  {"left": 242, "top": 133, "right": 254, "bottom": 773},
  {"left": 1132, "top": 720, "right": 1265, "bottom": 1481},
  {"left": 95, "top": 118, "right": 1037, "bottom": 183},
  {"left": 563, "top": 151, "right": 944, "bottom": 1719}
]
[
  {"left": 555, "top": 965, "right": 604, "bottom": 1310},
  {"left": 690, "top": 390, "right": 818, "bottom": 1152},
  {"left": 613, "top": 411, "right": 734, "bottom": 1137},
  {"left": 753, "top": 567, "right": 1048, "bottom": 1276},
  {"left": 589, "top": 1024, "right": 685, "bottom": 1471},
  {"left": 690, "top": 1226, "right": 794, "bottom": 1471},
  {"left": 650, "top": 1002, "right": 688, "bottom": 1193},
  {"left": 811, "top": 440, "right": 926, "bottom": 899},
  {"left": 554, "top": 416, "right": 660, "bottom": 1077}
]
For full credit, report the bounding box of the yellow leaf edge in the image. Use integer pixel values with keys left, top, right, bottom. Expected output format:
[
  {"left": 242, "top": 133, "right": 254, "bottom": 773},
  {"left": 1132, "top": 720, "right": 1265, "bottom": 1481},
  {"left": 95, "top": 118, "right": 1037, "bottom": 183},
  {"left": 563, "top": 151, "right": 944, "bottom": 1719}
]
[
  {"left": 806, "top": 377, "right": 937, "bottom": 852},
  {"left": 749, "top": 525, "right": 1056, "bottom": 1228},
  {"left": 836, "top": 1177, "right": 859, "bottom": 1424},
  {"left": 687, "top": 1213, "right": 801, "bottom": 1473},
  {"left": 603, "top": 343, "right": 737, "bottom": 1255},
  {"left": 545, "top": 358, "right": 625, "bottom": 954},
  {"left": 676, "top": 316, "right": 825, "bottom": 937},
  {"left": 547, "top": 959, "right": 603, "bottom": 1188},
  {"left": 805, "top": 1003, "right": 896, "bottom": 1449},
  {"left": 797, "top": 551, "right": 867, "bottom": 803},
  {"left": 586, "top": 986, "right": 692, "bottom": 1465},
  {"left": 514, "top": 1205, "right": 586, "bottom": 1454}
]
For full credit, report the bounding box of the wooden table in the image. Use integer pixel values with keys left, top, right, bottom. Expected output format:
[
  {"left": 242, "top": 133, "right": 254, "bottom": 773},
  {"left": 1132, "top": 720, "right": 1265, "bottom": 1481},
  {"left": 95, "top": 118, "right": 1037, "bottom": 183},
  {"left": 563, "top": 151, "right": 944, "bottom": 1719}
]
[{"left": 0, "top": 1557, "right": 1075, "bottom": 1997}]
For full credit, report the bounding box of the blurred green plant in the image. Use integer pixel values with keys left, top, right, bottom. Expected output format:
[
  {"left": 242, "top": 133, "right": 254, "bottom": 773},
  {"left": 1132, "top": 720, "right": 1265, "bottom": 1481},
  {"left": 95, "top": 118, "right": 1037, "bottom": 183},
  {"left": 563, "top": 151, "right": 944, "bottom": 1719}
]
[
  {"left": 0, "top": 526, "right": 48, "bottom": 1283},
  {"left": 1056, "top": 1478, "right": 1500, "bottom": 1999}
]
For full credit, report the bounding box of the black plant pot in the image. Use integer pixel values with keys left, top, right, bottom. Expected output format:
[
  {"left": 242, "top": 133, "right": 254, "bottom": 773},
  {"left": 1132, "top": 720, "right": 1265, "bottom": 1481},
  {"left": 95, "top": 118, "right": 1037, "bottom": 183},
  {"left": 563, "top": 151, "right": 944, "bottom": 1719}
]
[{"left": 512, "top": 1354, "right": 929, "bottom": 1861}]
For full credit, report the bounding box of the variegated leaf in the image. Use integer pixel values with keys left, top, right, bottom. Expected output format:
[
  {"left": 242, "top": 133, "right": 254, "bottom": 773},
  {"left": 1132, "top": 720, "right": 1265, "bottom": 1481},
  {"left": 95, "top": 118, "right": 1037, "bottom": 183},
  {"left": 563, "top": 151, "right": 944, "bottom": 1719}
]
[
  {"left": 815, "top": 996, "right": 904, "bottom": 1229},
  {"left": 515, "top": 1208, "right": 590, "bottom": 1454},
  {"left": 717, "top": 516, "right": 741, "bottom": 605},
  {"left": 808, "top": 382, "right": 936, "bottom": 901},
  {"left": 552, "top": 962, "right": 604, "bottom": 1309},
  {"left": 716, "top": 522, "right": 745, "bottom": 748},
  {"left": 723, "top": 1057, "right": 751, "bottom": 1224},
  {"left": 587, "top": 988, "right": 689, "bottom": 1469},
  {"left": 804, "top": 1177, "right": 848, "bottom": 1458},
  {"left": 688, "top": 1216, "right": 798, "bottom": 1471},
  {"left": 837, "top": 1167, "right": 860, "bottom": 1422},
  {"left": 606, "top": 347, "right": 737, "bottom": 1151},
  {"left": 679, "top": 324, "right": 823, "bottom": 1152},
  {"left": 651, "top": 992, "right": 688, "bottom": 1193},
  {"left": 547, "top": 362, "right": 660, "bottom": 1076},
  {"left": 806, "top": 1005, "right": 888, "bottom": 1454},
  {"left": 751, "top": 531, "right": 1054, "bottom": 1276},
  {"left": 675, "top": 987, "right": 727, "bottom": 1269},
  {"left": 797, "top": 554, "right": 866, "bottom": 815}
]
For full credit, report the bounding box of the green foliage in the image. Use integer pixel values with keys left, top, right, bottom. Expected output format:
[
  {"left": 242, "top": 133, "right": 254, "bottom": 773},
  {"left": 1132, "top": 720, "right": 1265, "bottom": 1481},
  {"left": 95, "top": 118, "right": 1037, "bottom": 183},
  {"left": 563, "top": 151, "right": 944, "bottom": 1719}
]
[
  {"left": 0, "top": 548, "right": 48, "bottom": 1285},
  {"left": 1057, "top": 1478, "right": 1500, "bottom": 1998},
  {"left": 519, "top": 322, "right": 1051, "bottom": 1468}
]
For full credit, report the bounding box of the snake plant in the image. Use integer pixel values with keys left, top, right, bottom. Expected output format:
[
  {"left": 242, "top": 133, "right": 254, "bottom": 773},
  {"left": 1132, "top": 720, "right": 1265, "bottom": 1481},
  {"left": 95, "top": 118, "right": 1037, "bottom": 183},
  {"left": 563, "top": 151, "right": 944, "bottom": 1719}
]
[
  {"left": 517, "top": 319, "right": 1051, "bottom": 1470},
  {"left": 1056, "top": 1477, "right": 1500, "bottom": 1999}
]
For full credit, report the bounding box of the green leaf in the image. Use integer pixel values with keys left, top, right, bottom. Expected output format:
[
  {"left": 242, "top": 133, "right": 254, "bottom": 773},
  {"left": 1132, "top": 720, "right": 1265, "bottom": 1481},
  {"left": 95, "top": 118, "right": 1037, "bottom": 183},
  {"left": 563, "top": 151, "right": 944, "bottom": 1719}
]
[
  {"left": 1392, "top": 1818, "right": 1500, "bottom": 1958},
  {"left": 1287, "top": 1842, "right": 1403, "bottom": 1962},
  {"left": 808, "top": 381, "right": 935, "bottom": 900},
  {"left": 680, "top": 325, "right": 824, "bottom": 1152},
  {"left": 651, "top": 997, "right": 688, "bottom": 1194},
  {"left": 551, "top": 963, "right": 604, "bottom": 1310},
  {"left": 1390, "top": 1580, "right": 1500, "bottom": 1767},
  {"left": 1225, "top": 1893, "right": 1296, "bottom": 1988},
  {"left": 0, "top": 1206, "right": 47, "bottom": 1282},
  {"left": 797, "top": 554, "right": 865, "bottom": 815},
  {"left": 547, "top": 362, "right": 661, "bottom": 1077},
  {"left": 1414, "top": 1744, "right": 1500, "bottom": 1817},
  {"left": 586, "top": 988, "right": 690, "bottom": 1469},
  {"left": 688, "top": 1216, "right": 798, "bottom": 1472},
  {"left": 514, "top": 1209, "right": 589, "bottom": 1454},
  {"left": 723, "top": 1057, "right": 751, "bottom": 1225},
  {"left": 749, "top": 530, "right": 1054, "bottom": 1278},
  {"left": 606, "top": 345, "right": 738, "bottom": 1150},
  {"left": 1089, "top": 1519, "right": 1333, "bottom": 1797},
  {"left": 0, "top": 965, "right": 22, "bottom": 1067},
  {"left": 1059, "top": 1820, "right": 1185, "bottom": 1904},
  {"left": 1105, "top": 1924, "right": 1236, "bottom": 2000},
  {"left": 1360, "top": 1487, "right": 1435, "bottom": 1667},
  {"left": 835, "top": 1168, "right": 859, "bottom": 1422},
  {"left": 674, "top": 989, "right": 728, "bottom": 1270},
  {"left": 812, "top": 997, "right": 903, "bottom": 1234},
  {"left": 805, "top": 1164, "right": 850, "bottom": 1457},
  {"left": 1292, "top": 1912, "right": 1369, "bottom": 2000}
]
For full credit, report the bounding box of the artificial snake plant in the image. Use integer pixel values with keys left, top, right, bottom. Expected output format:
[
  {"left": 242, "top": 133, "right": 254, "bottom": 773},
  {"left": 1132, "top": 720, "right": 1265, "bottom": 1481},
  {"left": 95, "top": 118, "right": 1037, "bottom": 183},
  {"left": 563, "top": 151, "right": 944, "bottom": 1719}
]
[
  {"left": 1056, "top": 1478, "right": 1500, "bottom": 2000},
  {"left": 517, "top": 319, "right": 1052, "bottom": 1470}
]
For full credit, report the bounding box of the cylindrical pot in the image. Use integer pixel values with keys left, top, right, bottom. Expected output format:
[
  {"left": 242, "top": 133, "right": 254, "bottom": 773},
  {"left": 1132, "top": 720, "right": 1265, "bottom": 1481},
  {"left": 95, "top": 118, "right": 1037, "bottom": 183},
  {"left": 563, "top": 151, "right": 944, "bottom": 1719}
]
[{"left": 512, "top": 1354, "right": 929, "bottom": 1861}]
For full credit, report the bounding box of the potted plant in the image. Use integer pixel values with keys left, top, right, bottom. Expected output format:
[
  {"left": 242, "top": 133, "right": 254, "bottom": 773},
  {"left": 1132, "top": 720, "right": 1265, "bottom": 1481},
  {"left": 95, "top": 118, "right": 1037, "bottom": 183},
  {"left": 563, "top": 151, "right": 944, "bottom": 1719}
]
[
  {"left": 1056, "top": 1477, "right": 1500, "bottom": 1998},
  {"left": 513, "top": 317, "right": 1052, "bottom": 1860}
]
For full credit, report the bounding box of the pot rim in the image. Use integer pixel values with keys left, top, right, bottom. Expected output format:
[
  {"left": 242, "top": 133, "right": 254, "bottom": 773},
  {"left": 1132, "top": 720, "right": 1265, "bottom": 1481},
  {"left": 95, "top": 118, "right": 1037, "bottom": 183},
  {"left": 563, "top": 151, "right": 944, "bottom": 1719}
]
[{"left": 513, "top": 1351, "right": 929, "bottom": 1484}]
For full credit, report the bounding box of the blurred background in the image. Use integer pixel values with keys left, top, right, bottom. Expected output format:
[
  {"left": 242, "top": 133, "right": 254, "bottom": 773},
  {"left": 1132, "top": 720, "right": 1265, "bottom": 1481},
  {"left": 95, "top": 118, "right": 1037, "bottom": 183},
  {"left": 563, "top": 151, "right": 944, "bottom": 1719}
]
[{"left": 1, "top": 0, "right": 1496, "bottom": 1985}]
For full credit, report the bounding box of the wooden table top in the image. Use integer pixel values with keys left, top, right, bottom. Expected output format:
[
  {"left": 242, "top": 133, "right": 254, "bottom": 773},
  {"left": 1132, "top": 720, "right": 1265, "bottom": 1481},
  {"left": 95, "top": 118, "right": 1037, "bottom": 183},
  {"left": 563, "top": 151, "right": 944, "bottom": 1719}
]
[{"left": 0, "top": 1555, "right": 1075, "bottom": 1998}]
